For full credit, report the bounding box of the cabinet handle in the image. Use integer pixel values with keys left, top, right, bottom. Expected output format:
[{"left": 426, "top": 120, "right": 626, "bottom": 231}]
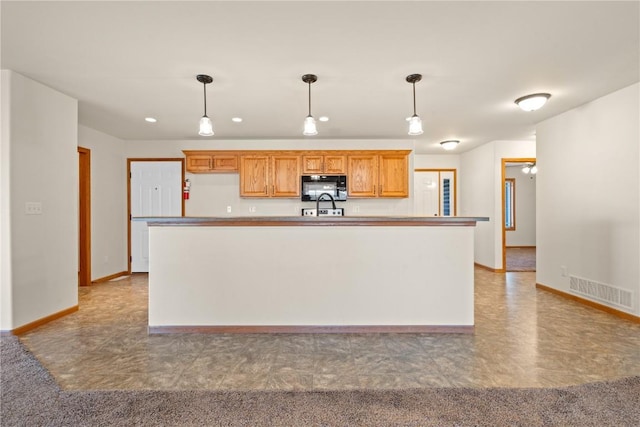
[
  {"left": 264, "top": 185, "right": 267, "bottom": 194},
  {"left": 272, "top": 185, "right": 275, "bottom": 194},
  {"left": 379, "top": 184, "right": 382, "bottom": 194}
]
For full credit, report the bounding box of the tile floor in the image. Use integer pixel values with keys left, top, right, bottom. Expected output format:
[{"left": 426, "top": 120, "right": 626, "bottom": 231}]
[{"left": 19, "top": 269, "right": 640, "bottom": 391}]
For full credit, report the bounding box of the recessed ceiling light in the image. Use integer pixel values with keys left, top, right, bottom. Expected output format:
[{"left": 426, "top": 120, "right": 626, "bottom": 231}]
[
  {"left": 145, "top": 117, "right": 157, "bottom": 123},
  {"left": 232, "top": 117, "right": 243, "bottom": 123},
  {"left": 319, "top": 116, "right": 329, "bottom": 122}
]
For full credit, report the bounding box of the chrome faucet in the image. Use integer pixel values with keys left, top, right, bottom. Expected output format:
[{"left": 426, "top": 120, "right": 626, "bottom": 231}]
[{"left": 316, "top": 192, "right": 336, "bottom": 216}]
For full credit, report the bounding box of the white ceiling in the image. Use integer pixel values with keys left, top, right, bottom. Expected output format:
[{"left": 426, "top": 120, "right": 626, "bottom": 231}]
[{"left": 2, "top": 1, "right": 638, "bottom": 154}]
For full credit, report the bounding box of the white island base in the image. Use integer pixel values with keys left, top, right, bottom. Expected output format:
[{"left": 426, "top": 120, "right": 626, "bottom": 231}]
[{"left": 147, "top": 217, "right": 485, "bottom": 334}]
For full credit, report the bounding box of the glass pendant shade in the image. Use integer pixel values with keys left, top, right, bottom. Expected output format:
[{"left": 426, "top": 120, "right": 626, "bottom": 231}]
[
  {"left": 303, "top": 115, "right": 318, "bottom": 136},
  {"left": 522, "top": 165, "right": 531, "bottom": 174},
  {"left": 199, "top": 116, "right": 214, "bottom": 136},
  {"left": 408, "top": 115, "right": 423, "bottom": 136},
  {"left": 515, "top": 93, "right": 551, "bottom": 111},
  {"left": 530, "top": 165, "right": 538, "bottom": 174}
]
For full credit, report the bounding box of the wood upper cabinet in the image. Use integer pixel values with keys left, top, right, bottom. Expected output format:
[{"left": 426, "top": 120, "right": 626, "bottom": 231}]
[
  {"left": 348, "top": 155, "right": 378, "bottom": 197},
  {"left": 187, "top": 149, "right": 408, "bottom": 199},
  {"left": 302, "top": 154, "right": 346, "bottom": 174},
  {"left": 379, "top": 154, "right": 409, "bottom": 197},
  {"left": 186, "top": 155, "right": 213, "bottom": 172},
  {"left": 240, "top": 156, "right": 269, "bottom": 197},
  {"left": 271, "top": 155, "right": 301, "bottom": 197},
  {"left": 348, "top": 152, "right": 409, "bottom": 198},
  {"left": 240, "top": 154, "right": 301, "bottom": 198},
  {"left": 184, "top": 151, "right": 238, "bottom": 173}
]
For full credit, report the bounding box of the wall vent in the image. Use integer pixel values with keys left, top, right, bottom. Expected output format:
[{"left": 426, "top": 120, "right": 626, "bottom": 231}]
[{"left": 569, "top": 276, "right": 633, "bottom": 309}]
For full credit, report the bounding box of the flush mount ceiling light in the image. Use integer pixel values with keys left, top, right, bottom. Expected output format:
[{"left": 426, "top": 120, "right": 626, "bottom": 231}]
[
  {"left": 144, "top": 117, "right": 157, "bottom": 123},
  {"left": 515, "top": 93, "right": 551, "bottom": 112},
  {"left": 196, "top": 74, "right": 214, "bottom": 136},
  {"left": 406, "top": 74, "right": 423, "bottom": 136},
  {"left": 522, "top": 162, "right": 538, "bottom": 174},
  {"left": 440, "top": 140, "right": 459, "bottom": 150},
  {"left": 231, "top": 117, "right": 243, "bottom": 123},
  {"left": 302, "top": 74, "right": 318, "bottom": 136}
]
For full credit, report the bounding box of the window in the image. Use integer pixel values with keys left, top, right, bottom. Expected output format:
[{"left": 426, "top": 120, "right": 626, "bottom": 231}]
[
  {"left": 442, "top": 178, "right": 451, "bottom": 216},
  {"left": 505, "top": 178, "right": 515, "bottom": 230}
]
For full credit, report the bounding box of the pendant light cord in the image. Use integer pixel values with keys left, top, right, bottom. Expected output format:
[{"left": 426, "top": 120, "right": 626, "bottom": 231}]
[
  {"left": 308, "top": 82, "right": 312, "bottom": 116},
  {"left": 412, "top": 82, "right": 417, "bottom": 116},
  {"left": 203, "top": 83, "right": 208, "bottom": 117}
]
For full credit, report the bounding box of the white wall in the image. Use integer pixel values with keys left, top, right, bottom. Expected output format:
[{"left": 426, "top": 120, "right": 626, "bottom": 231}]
[
  {"left": 126, "top": 139, "right": 415, "bottom": 217},
  {"left": 537, "top": 82, "right": 639, "bottom": 316},
  {"left": 460, "top": 142, "right": 495, "bottom": 268},
  {"left": 78, "top": 126, "right": 128, "bottom": 280},
  {"left": 506, "top": 166, "right": 536, "bottom": 246},
  {"left": 1, "top": 71, "right": 13, "bottom": 328},
  {"left": 460, "top": 140, "right": 536, "bottom": 269},
  {"left": 413, "top": 154, "right": 460, "bottom": 170},
  {"left": 0, "top": 71, "right": 78, "bottom": 330}
]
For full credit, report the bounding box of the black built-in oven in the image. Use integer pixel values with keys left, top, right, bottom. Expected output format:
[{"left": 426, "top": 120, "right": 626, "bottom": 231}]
[{"left": 301, "top": 175, "right": 347, "bottom": 201}]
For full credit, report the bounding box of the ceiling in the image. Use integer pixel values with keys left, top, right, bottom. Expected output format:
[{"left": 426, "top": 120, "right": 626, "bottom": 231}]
[{"left": 2, "top": 1, "right": 638, "bottom": 154}]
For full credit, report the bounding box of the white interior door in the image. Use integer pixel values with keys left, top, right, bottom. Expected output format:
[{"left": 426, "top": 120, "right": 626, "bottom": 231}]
[
  {"left": 414, "top": 171, "right": 440, "bottom": 216},
  {"left": 130, "top": 161, "right": 182, "bottom": 272}
]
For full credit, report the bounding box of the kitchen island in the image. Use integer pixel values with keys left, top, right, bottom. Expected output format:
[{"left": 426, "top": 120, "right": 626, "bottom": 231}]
[{"left": 144, "top": 216, "right": 488, "bottom": 334}]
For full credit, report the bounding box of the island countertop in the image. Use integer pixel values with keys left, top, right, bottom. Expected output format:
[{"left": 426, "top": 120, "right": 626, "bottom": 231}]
[{"left": 138, "top": 216, "right": 489, "bottom": 227}]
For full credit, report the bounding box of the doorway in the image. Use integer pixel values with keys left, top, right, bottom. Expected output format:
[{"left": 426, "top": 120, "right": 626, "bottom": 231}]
[
  {"left": 127, "top": 159, "right": 184, "bottom": 273},
  {"left": 413, "top": 169, "right": 457, "bottom": 216},
  {"left": 78, "top": 147, "right": 91, "bottom": 286},
  {"left": 501, "top": 158, "right": 536, "bottom": 272}
]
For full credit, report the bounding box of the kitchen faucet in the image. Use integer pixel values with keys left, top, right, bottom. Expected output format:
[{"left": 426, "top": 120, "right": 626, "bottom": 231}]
[{"left": 316, "top": 192, "right": 336, "bottom": 216}]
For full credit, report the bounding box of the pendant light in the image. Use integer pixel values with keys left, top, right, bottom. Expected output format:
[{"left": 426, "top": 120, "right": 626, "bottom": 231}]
[
  {"left": 514, "top": 93, "right": 551, "bottom": 111},
  {"left": 196, "top": 74, "right": 214, "bottom": 136},
  {"left": 302, "top": 74, "right": 318, "bottom": 136},
  {"left": 406, "top": 74, "right": 423, "bottom": 136}
]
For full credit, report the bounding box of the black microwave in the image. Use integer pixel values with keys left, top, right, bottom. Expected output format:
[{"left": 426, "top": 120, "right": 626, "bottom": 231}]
[{"left": 301, "top": 175, "right": 347, "bottom": 201}]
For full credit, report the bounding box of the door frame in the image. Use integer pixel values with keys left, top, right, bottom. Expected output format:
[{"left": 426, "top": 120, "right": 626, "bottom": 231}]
[
  {"left": 414, "top": 168, "right": 458, "bottom": 216},
  {"left": 78, "top": 147, "right": 91, "bottom": 286},
  {"left": 501, "top": 158, "right": 535, "bottom": 271},
  {"left": 127, "top": 158, "right": 185, "bottom": 273}
]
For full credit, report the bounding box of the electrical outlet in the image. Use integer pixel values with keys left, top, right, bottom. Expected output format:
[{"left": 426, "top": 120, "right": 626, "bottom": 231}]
[
  {"left": 25, "top": 202, "right": 43, "bottom": 215},
  {"left": 226, "top": 206, "right": 232, "bottom": 213},
  {"left": 249, "top": 206, "right": 256, "bottom": 213},
  {"left": 104, "top": 256, "right": 109, "bottom": 264},
  {"left": 353, "top": 205, "right": 360, "bottom": 213}
]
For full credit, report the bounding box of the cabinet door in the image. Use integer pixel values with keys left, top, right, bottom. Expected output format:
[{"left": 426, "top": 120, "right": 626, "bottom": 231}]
[
  {"left": 302, "top": 155, "right": 323, "bottom": 174},
  {"left": 186, "top": 155, "right": 212, "bottom": 172},
  {"left": 211, "top": 155, "right": 238, "bottom": 172},
  {"left": 240, "top": 156, "right": 269, "bottom": 197},
  {"left": 379, "top": 154, "right": 408, "bottom": 197},
  {"left": 271, "top": 155, "right": 301, "bottom": 197},
  {"left": 324, "top": 155, "right": 346, "bottom": 174},
  {"left": 348, "top": 155, "right": 378, "bottom": 197}
]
